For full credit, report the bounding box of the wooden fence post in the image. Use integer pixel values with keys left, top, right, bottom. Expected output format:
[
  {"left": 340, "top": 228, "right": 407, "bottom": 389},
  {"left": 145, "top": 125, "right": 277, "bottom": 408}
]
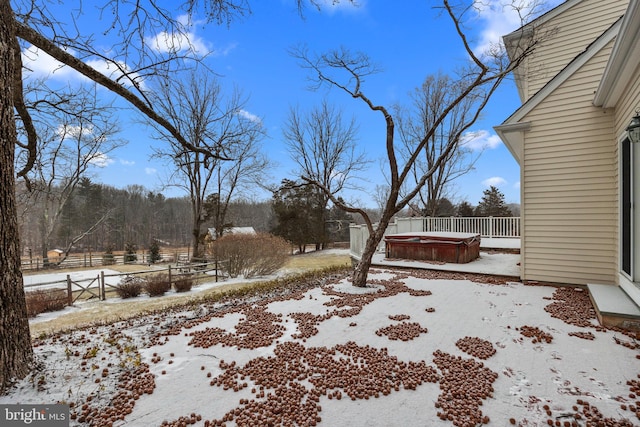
[
  {"left": 66, "top": 274, "right": 72, "bottom": 306},
  {"left": 101, "top": 271, "right": 106, "bottom": 301},
  {"left": 168, "top": 265, "right": 172, "bottom": 288}
]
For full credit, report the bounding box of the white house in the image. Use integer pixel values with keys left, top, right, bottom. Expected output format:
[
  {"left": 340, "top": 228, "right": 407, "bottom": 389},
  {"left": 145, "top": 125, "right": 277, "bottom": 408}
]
[{"left": 495, "top": 0, "right": 640, "bottom": 329}]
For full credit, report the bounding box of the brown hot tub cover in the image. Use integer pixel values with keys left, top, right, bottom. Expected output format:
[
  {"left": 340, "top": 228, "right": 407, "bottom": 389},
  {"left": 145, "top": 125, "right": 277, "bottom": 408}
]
[{"left": 384, "top": 232, "right": 481, "bottom": 264}]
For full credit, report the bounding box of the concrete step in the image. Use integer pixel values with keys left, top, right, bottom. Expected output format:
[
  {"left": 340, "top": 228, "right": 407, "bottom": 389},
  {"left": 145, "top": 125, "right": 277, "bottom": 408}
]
[{"left": 587, "top": 283, "right": 640, "bottom": 331}]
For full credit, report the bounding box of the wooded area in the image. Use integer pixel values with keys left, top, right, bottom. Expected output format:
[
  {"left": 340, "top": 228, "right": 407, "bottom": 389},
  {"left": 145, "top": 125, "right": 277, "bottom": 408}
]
[{"left": 16, "top": 179, "right": 274, "bottom": 258}]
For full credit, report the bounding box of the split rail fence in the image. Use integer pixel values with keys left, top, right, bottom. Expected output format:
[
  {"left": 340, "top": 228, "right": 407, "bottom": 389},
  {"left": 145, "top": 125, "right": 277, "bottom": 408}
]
[
  {"left": 21, "top": 250, "right": 193, "bottom": 272},
  {"left": 23, "top": 259, "right": 228, "bottom": 309}
]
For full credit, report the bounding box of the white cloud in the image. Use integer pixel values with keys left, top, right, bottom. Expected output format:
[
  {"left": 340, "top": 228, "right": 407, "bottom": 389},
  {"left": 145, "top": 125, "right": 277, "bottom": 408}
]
[
  {"left": 513, "top": 181, "right": 521, "bottom": 189},
  {"left": 237, "top": 109, "right": 262, "bottom": 123},
  {"left": 460, "top": 129, "right": 502, "bottom": 151},
  {"left": 22, "top": 45, "right": 145, "bottom": 89},
  {"left": 22, "top": 45, "right": 81, "bottom": 81},
  {"left": 57, "top": 124, "right": 94, "bottom": 140},
  {"left": 88, "top": 152, "right": 114, "bottom": 168},
  {"left": 482, "top": 176, "right": 507, "bottom": 187},
  {"left": 471, "top": 0, "right": 564, "bottom": 57},
  {"left": 85, "top": 58, "right": 145, "bottom": 88},
  {"left": 146, "top": 15, "right": 213, "bottom": 55},
  {"left": 147, "top": 30, "right": 210, "bottom": 55},
  {"left": 120, "top": 159, "right": 135, "bottom": 166},
  {"left": 145, "top": 167, "right": 157, "bottom": 175}
]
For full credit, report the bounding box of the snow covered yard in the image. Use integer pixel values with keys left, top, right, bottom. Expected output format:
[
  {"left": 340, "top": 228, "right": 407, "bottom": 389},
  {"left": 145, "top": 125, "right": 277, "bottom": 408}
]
[{"left": 2, "top": 267, "right": 639, "bottom": 426}]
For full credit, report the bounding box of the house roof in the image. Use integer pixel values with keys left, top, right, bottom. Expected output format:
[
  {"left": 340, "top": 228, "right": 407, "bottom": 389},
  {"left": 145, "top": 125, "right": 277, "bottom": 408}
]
[
  {"left": 502, "top": 0, "right": 585, "bottom": 101},
  {"left": 593, "top": 1, "right": 640, "bottom": 108},
  {"left": 207, "top": 226, "right": 257, "bottom": 239},
  {"left": 503, "top": 0, "right": 583, "bottom": 47},
  {"left": 495, "top": 16, "right": 623, "bottom": 164}
]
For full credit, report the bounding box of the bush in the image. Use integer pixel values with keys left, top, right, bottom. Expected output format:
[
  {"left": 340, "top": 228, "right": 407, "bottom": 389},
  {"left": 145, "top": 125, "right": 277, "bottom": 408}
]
[
  {"left": 149, "top": 241, "right": 162, "bottom": 264},
  {"left": 103, "top": 246, "right": 115, "bottom": 266},
  {"left": 211, "top": 232, "right": 290, "bottom": 278},
  {"left": 25, "top": 288, "right": 67, "bottom": 317},
  {"left": 144, "top": 273, "right": 171, "bottom": 297},
  {"left": 174, "top": 278, "right": 194, "bottom": 293},
  {"left": 116, "top": 276, "right": 144, "bottom": 299},
  {"left": 124, "top": 242, "right": 137, "bottom": 263}
]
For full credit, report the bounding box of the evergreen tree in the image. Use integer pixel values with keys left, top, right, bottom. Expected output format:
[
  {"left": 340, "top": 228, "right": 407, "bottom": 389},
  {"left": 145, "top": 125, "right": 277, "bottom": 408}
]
[
  {"left": 271, "top": 180, "right": 325, "bottom": 253},
  {"left": 476, "top": 186, "right": 512, "bottom": 217},
  {"left": 456, "top": 201, "right": 475, "bottom": 217}
]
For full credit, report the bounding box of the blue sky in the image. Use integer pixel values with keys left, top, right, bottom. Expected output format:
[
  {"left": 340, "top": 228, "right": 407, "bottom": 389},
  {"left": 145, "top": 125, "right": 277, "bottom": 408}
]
[{"left": 21, "top": 0, "right": 563, "bottom": 208}]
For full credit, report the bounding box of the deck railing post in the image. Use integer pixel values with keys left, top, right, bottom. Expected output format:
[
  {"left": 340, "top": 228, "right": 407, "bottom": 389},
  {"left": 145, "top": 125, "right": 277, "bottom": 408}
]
[{"left": 489, "top": 216, "right": 494, "bottom": 238}]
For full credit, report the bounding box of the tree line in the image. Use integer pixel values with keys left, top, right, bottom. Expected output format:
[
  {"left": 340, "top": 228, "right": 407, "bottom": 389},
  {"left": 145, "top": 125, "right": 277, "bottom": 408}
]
[
  {"left": 17, "top": 175, "right": 516, "bottom": 264},
  {"left": 16, "top": 178, "right": 273, "bottom": 260}
]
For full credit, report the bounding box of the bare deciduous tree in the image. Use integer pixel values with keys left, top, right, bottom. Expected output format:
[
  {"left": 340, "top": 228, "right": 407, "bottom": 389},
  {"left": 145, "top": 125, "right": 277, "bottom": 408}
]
[
  {"left": 283, "top": 100, "right": 366, "bottom": 248},
  {"left": 396, "top": 73, "right": 482, "bottom": 216},
  {"left": 147, "top": 70, "right": 266, "bottom": 258},
  {"left": 18, "top": 84, "right": 124, "bottom": 265},
  {"left": 291, "top": 0, "right": 548, "bottom": 287}
]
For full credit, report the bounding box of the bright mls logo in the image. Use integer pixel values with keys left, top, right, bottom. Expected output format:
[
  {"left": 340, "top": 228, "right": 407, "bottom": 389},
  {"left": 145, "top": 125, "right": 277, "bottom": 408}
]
[{"left": 1, "top": 404, "right": 68, "bottom": 426}]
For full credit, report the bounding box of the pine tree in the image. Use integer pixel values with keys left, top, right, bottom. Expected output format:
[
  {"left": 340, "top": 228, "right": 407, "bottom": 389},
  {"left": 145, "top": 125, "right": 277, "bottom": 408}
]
[
  {"left": 271, "top": 180, "right": 326, "bottom": 253},
  {"left": 476, "top": 186, "right": 512, "bottom": 217},
  {"left": 456, "top": 201, "right": 475, "bottom": 217}
]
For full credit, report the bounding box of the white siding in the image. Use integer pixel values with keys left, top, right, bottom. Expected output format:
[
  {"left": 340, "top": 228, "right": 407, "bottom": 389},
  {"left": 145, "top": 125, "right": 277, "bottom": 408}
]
[
  {"left": 614, "top": 67, "right": 640, "bottom": 132},
  {"left": 523, "top": 0, "right": 628, "bottom": 100},
  {"left": 521, "top": 41, "right": 617, "bottom": 285}
]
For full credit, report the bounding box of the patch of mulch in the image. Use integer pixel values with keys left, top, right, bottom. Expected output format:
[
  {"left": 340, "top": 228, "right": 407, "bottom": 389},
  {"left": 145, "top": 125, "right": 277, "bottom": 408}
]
[
  {"left": 455, "top": 336, "right": 496, "bottom": 360},
  {"left": 204, "top": 341, "right": 439, "bottom": 427},
  {"left": 375, "top": 322, "right": 428, "bottom": 341},
  {"left": 433, "top": 350, "right": 498, "bottom": 426}
]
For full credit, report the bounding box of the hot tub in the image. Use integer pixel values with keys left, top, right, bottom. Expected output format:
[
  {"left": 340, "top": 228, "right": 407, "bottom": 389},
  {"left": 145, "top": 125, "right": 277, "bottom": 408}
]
[{"left": 384, "top": 232, "right": 481, "bottom": 264}]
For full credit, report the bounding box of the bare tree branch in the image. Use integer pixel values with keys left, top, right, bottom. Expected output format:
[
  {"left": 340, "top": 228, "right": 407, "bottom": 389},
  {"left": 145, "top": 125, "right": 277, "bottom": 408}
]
[{"left": 15, "top": 20, "right": 230, "bottom": 166}]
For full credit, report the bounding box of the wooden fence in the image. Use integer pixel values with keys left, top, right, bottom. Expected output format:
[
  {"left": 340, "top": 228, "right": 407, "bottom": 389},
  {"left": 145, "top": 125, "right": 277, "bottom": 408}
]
[
  {"left": 23, "top": 260, "right": 227, "bottom": 309},
  {"left": 20, "top": 249, "right": 192, "bottom": 272}
]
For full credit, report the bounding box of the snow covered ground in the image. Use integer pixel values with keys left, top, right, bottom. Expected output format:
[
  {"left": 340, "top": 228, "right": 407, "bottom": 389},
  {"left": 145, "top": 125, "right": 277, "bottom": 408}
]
[{"left": 2, "top": 263, "right": 639, "bottom": 426}]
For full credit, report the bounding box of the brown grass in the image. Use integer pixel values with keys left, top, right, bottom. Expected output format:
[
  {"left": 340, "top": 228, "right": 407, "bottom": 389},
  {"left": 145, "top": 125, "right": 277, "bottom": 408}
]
[
  {"left": 282, "top": 250, "right": 351, "bottom": 272},
  {"left": 29, "top": 250, "right": 351, "bottom": 338}
]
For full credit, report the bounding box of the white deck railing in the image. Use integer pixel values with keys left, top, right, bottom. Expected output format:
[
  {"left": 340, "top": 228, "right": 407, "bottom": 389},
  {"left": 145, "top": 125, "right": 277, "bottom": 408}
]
[{"left": 349, "top": 216, "right": 520, "bottom": 258}]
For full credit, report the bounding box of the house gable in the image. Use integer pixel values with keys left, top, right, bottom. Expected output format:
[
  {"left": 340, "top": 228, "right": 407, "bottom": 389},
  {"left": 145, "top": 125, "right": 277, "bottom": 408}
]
[
  {"left": 504, "top": 0, "right": 628, "bottom": 103},
  {"left": 496, "top": 20, "right": 622, "bottom": 165}
]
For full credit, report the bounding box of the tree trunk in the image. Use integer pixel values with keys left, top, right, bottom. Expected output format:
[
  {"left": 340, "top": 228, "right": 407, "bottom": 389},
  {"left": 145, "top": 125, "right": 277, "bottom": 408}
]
[
  {"left": 191, "top": 226, "right": 201, "bottom": 260},
  {"left": 351, "top": 220, "right": 390, "bottom": 287},
  {"left": 0, "top": 0, "right": 34, "bottom": 392}
]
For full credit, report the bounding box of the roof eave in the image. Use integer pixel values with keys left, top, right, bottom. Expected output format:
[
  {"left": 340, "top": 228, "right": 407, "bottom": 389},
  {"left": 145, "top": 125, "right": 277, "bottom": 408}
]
[
  {"left": 593, "top": 2, "right": 640, "bottom": 108},
  {"left": 494, "top": 122, "right": 531, "bottom": 165}
]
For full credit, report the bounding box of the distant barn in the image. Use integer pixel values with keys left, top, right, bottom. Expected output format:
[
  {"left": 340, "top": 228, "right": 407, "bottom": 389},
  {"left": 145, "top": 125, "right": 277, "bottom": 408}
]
[
  {"left": 207, "top": 227, "right": 256, "bottom": 240},
  {"left": 46, "top": 248, "right": 64, "bottom": 261}
]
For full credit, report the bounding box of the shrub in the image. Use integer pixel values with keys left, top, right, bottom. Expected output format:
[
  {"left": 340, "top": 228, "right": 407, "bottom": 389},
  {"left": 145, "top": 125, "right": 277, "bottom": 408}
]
[
  {"left": 124, "top": 242, "right": 138, "bottom": 263},
  {"left": 149, "top": 241, "right": 162, "bottom": 264},
  {"left": 116, "top": 276, "right": 144, "bottom": 299},
  {"left": 25, "top": 288, "right": 67, "bottom": 317},
  {"left": 144, "top": 273, "right": 171, "bottom": 297},
  {"left": 211, "top": 232, "right": 290, "bottom": 278},
  {"left": 174, "top": 277, "right": 194, "bottom": 293},
  {"left": 103, "top": 246, "right": 115, "bottom": 266}
]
